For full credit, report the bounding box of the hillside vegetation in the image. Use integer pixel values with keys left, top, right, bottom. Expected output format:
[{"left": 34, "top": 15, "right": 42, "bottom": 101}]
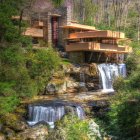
[{"left": 0, "top": 0, "right": 140, "bottom": 140}]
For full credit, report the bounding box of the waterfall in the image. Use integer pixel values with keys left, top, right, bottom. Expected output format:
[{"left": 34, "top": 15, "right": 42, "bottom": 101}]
[
  {"left": 118, "top": 63, "right": 126, "bottom": 77},
  {"left": 80, "top": 72, "right": 85, "bottom": 82},
  {"left": 79, "top": 72, "right": 86, "bottom": 87},
  {"left": 27, "top": 103, "right": 85, "bottom": 128},
  {"left": 76, "top": 106, "right": 85, "bottom": 119},
  {"left": 98, "top": 63, "right": 126, "bottom": 92}
]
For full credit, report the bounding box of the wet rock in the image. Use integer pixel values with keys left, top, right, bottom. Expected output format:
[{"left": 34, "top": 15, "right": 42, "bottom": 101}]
[
  {"left": 15, "top": 124, "right": 48, "bottom": 140},
  {"left": 65, "top": 106, "right": 75, "bottom": 115},
  {"left": 46, "top": 83, "right": 56, "bottom": 94},
  {"left": 86, "top": 82, "right": 95, "bottom": 91},
  {"left": 89, "top": 63, "right": 98, "bottom": 77},
  {"left": 1, "top": 113, "right": 28, "bottom": 133},
  {"left": 3, "top": 127, "right": 15, "bottom": 138},
  {"left": 57, "top": 82, "right": 67, "bottom": 94},
  {"left": 14, "top": 121, "right": 28, "bottom": 131},
  {"left": 66, "top": 80, "right": 79, "bottom": 88},
  {"left": 70, "top": 65, "right": 81, "bottom": 73},
  {"left": 78, "top": 82, "right": 88, "bottom": 92},
  {"left": 68, "top": 64, "right": 100, "bottom": 91},
  {"left": 78, "top": 86, "right": 88, "bottom": 92},
  {"left": 87, "top": 101, "right": 110, "bottom": 118}
]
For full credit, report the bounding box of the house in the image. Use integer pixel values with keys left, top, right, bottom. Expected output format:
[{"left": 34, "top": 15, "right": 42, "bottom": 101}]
[{"left": 12, "top": 0, "right": 132, "bottom": 63}]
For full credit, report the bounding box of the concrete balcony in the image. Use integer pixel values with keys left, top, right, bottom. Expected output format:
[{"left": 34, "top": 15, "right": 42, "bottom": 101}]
[
  {"left": 66, "top": 42, "right": 132, "bottom": 53},
  {"left": 68, "top": 30, "right": 125, "bottom": 39},
  {"left": 23, "top": 28, "right": 44, "bottom": 38},
  {"left": 61, "top": 23, "right": 96, "bottom": 31}
]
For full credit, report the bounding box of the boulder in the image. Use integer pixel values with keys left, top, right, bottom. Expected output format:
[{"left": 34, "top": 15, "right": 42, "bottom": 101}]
[
  {"left": 15, "top": 124, "right": 48, "bottom": 140},
  {"left": 78, "top": 82, "right": 88, "bottom": 92},
  {"left": 65, "top": 106, "right": 75, "bottom": 115},
  {"left": 2, "top": 113, "right": 28, "bottom": 132},
  {"left": 2, "top": 127, "right": 15, "bottom": 138},
  {"left": 46, "top": 83, "right": 56, "bottom": 94},
  {"left": 89, "top": 63, "right": 98, "bottom": 77}
]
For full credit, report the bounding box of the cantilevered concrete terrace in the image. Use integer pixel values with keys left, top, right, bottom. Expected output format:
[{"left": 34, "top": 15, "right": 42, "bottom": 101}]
[
  {"left": 23, "top": 27, "right": 43, "bottom": 38},
  {"left": 67, "top": 30, "right": 125, "bottom": 39},
  {"left": 61, "top": 23, "right": 96, "bottom": 31},
  {"left": 66, "top": 42, "right": 132, "bottom": 53}
]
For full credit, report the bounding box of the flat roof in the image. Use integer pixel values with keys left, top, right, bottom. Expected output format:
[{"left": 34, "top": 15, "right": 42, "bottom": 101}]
[
  {"left": 23, "top": 28, "right": 43, "bottom": 38},
  {"left": 61, "top": 23, "right": 97, "bottom": 31}
]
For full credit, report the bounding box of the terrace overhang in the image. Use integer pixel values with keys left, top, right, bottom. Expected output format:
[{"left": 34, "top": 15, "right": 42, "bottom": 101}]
[
  {"left": 68, "top": 30, "right": 125, "bottom": 39},
  {"left": 61, "top": 23, "right": 96, "bottom": 31},
  {"left": 23, "top": 27, "right": 43, "bottom": 38},
  {"left": 66, "top": 42, "right": 132, "bottom": 53}
]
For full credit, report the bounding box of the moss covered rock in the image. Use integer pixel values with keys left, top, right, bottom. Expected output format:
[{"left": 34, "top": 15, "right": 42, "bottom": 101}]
[{"left": 14, "top": 124, "right": 48, "bottom": 140}]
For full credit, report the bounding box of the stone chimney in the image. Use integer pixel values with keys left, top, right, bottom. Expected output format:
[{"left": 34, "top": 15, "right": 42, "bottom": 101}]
[{"left": 66, "top": 5, "right": 72, "bottom": 25}]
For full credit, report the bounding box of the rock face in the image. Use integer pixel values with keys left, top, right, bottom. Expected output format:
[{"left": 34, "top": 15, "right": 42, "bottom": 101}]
[
  {"left": 69, "top": 63, "right": 100, "bottom": 91},
  {"left": 2, "top": 114, "right": 28, "bottom": 132},
  {"left": 15, "top": 124, "right": 48, "bottom": 140},
  {"left": 45, "top": 63, "right": 100, "bottom": 94}
]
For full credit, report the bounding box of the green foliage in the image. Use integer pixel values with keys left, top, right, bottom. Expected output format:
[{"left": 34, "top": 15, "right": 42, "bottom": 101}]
[
  {"left": 61, "top": 58, "right": 71, "bottom": 66},
  {"left": 126, "top": 55, "right": 137, "bottom": 75},
  {"left": 0, "top": 95, "right": 20, "bottom": 115},
  {"left": 0, "top": 45, "right": 62, "bottom": 114},
  {"left": 95, "top": 23, "right": 116, "bottom": 31},
  {"left": 0, "top": 0, "right": 24, "bottom": 42},
  {"left": 113, "top": 76, "right": 127, "bottom": 91},
  {"left": 47, "top": 115, "right": 102, "bottom": 140},
  {"left": 0, "top": 0, "right": 62, "bottom": 116},
  {"left": 58, "top": 116, "right": 89, "bottom": 140},
  {"left": 52, "top": 0, "right": 64, "bottom": 6},
  {"left": 27, "top": 47, "right": 62, "bottom": 92},
  {"left": 129, "top": 71, "right": 140, "bottom": 89},
  {"left": 82, "top": 0, "right": 98, "bottom": 25},
  {"left": 48, "top": 116, "right": 89, "bottom": 140},
  {"left": 106, "top": 48, "right": 140, "bottom": 139},
  {"left": 108, "top": 91, "right": 140, "bottom": 139}
]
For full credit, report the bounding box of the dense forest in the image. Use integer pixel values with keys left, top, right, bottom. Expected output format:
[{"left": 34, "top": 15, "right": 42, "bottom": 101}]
[{"left": 0, "top": 0, "right": 140, "bottom": 140}]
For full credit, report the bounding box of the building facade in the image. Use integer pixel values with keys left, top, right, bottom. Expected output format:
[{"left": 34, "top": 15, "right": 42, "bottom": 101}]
[{"left": 13, "top": 0, "right": 132, "bottom": 63}]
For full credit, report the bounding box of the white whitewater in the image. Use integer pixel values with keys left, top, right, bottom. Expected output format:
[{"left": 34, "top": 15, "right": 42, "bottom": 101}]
[
  {"left": 28, "top": 105, "right": 85, "bottom": 128},
  {"left": 98, "top": 63, "right": 126, "bottom": 92},
  {"left": 76, "top": 106, "right": 85, "bottom": 119}
]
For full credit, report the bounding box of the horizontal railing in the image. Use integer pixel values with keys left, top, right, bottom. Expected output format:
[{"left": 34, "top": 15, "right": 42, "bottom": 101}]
[{"left": 66, "top": 42, "right": 132, "bottom": 53}]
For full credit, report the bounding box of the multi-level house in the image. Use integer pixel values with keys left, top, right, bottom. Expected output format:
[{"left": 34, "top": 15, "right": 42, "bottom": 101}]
[{"left": 12, "top": 0, "right": 132, "bottom": 63}]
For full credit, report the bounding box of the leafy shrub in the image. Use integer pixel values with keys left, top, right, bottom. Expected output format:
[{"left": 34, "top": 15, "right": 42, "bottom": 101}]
[
  {"left": 47, "top": 116, "right": 89, "bottom": 140},
  {"left": 126, "top": 55, "right": 137, "bottom": 75},
  {"left": 129, "top": 71, "right": 140, "bottom": 89},
  {"left": 108, "top": 91, "right": 140, "bottom": 139},
  {"left": 0, "top": 95, "right": 20, "bottom": 115},
  {"left": 27, "top": 47, "right": 62, "bottom": 93},
  {"left": 47, "top": 115, "right": 102, "bottom": 140},
  {"left": 113, "top": 76, "right": 127, "bottom": 91}
]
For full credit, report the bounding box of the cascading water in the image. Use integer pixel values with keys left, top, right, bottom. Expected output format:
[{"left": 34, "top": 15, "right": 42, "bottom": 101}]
[
  {"left": 98, "top": 63, "right": 126, "bottom": 92},
  {"left": 27, "top": 101, "right": 85, "bottom": 128},
  {"left": 79, "top": 72, "right": 86, "bottom": 87},
  {"left": 76, "top": 106, "right": 85, "bottom": 119}
]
